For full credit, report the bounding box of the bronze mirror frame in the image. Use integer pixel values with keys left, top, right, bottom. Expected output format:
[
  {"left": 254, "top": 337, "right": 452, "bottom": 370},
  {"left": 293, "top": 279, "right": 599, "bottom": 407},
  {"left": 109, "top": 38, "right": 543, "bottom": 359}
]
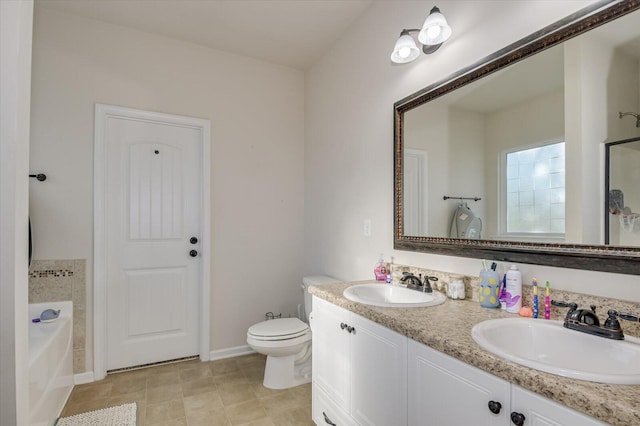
[{"left": 394, "top": 0, "right": 640, "bottom": 275}]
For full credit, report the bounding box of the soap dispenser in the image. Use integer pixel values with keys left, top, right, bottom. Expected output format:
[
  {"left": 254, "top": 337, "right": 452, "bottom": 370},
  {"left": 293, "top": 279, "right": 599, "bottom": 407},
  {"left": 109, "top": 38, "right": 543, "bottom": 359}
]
[{"left": 374, "top": 253, "right": 388, "bottom": 281}]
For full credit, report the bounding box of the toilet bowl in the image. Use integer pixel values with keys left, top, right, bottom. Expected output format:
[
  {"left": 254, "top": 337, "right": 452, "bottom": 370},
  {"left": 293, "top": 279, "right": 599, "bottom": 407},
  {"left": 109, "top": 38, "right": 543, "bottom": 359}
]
[{"left": 246, "top": 275, "right": 339, "bottom": 389}]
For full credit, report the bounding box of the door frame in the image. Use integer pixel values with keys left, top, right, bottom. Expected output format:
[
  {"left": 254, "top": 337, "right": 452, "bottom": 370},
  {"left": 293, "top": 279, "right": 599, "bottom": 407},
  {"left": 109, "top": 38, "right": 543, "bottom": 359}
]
[{"left": 93, "top": 104, "right": 211, "bottom": 380}]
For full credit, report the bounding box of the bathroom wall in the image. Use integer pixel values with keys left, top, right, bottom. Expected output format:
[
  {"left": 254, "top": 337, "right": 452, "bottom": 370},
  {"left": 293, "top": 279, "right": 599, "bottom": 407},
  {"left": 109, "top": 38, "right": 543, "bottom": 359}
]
[
  {"left": 305, "top": 0, "right": 640, "bottom": 302},
  {"left": 28, "top": 260, "right": 86, "bottom": 373},
  {"left": 484, "top": 90, "right": 564, "bottom": 239},
  {"left": 30, "top": 6, "right": 305, "bottom": 371}
]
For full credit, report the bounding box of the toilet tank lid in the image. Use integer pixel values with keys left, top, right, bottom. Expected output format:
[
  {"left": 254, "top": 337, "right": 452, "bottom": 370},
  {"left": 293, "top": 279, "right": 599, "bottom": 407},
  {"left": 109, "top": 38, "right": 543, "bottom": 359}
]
[{"left": 303, "top": 275, "right": 340, "bottom": 287}]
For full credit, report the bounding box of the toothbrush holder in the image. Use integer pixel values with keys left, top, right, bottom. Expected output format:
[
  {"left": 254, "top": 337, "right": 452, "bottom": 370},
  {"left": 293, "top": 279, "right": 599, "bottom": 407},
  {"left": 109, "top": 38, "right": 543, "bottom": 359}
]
[{"left": 479, "top": 270, "right": 501, "bottom": 309}]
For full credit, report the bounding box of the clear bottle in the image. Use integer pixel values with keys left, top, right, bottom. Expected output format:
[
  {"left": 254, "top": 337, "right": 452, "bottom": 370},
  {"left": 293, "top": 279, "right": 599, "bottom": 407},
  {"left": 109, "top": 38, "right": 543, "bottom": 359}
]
[
  {"left": 374, "top": 253, "right": 388, "bottom": 281},
  {"left": 505, "top": 265, "right": 522, "bottom": 313}
]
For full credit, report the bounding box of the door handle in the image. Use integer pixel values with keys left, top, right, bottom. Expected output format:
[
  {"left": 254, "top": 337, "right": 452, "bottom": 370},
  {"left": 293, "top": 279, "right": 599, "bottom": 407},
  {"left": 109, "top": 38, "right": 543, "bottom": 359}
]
[
  {"left": 189, "top": 250, "right": 198, "bottom": 257},
  {"left": 322, "top": 412, "right": 336, "bottom": 426}
]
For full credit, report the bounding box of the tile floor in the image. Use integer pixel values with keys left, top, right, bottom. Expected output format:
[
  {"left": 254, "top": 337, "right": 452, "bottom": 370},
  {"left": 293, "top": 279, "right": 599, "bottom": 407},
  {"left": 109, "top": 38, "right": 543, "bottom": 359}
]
[{"left": 61, "top": 354, "right": 314, "bottom": 426}]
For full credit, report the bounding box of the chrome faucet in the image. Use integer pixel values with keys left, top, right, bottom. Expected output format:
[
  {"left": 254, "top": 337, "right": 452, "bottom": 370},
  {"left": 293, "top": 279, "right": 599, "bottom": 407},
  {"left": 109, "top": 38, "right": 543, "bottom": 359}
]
[{"left": 552, "top": 300, "right": 640, "bottom": 340}]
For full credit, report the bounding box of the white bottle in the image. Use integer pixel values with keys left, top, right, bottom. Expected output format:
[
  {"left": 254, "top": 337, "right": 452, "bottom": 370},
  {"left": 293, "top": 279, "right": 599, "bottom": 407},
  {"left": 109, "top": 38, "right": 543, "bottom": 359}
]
[{"left": 505, "top": 265, "right": 522, "bottom": 314}]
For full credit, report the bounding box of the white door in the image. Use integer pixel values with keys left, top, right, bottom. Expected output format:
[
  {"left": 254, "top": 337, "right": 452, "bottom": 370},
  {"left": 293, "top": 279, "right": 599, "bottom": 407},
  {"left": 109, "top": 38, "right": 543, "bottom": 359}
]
[{"left": 104, "top": 112, "right": 203, "bottom": 370}]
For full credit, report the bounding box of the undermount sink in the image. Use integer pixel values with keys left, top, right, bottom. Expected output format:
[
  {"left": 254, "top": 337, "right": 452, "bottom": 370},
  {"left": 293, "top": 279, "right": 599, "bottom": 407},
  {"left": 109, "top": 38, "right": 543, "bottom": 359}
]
[
  {"left": 343, "top": 283, "right": 446, "bottom": 308},
  {"left": 471, "top": 317, "right": 640, "bottom": 384}
]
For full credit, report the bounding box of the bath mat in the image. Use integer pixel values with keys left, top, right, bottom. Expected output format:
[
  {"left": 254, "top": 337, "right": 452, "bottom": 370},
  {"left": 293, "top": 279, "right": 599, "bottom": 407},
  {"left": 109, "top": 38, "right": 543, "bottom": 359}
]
[{"left": 55, "top": 403, "right": 136, "bottom": 426}]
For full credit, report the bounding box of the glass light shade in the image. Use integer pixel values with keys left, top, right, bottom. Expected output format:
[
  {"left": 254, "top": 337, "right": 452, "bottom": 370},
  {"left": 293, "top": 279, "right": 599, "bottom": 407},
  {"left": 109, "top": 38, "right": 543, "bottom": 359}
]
[
  {"left": 391, "top": 33, "right": 420, "bottom": 63},
  {"left": 418, "top": 9, "right": 452, "bottom": 46}
]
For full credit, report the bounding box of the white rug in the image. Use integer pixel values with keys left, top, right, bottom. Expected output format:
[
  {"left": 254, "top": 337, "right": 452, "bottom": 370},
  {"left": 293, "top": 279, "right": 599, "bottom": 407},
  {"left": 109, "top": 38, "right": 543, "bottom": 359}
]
[{"left": 56, "top": 403, "right": 136, "bottom": 426}]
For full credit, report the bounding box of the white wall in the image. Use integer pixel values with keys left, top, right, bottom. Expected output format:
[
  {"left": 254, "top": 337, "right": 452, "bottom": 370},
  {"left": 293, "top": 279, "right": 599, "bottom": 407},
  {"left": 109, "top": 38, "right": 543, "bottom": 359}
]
[
  {"left": 30, "top": 7, "right": 305, "bottom": 368},
  {"left": 305, "top": 0, "right": 640, "bottom": 302},
  {"left": 0, "top": 0, "right": 32, "bottom": 423}
]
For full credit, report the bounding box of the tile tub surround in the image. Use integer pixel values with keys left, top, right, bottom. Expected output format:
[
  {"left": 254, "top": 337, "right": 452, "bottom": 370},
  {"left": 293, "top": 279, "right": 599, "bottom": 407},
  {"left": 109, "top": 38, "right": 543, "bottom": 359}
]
[
  {"left": 29, "top": 259, "right": 87, "bottom": 373},
  {"left": 309, "top": 281, "right": 640, "bottom": 426}
]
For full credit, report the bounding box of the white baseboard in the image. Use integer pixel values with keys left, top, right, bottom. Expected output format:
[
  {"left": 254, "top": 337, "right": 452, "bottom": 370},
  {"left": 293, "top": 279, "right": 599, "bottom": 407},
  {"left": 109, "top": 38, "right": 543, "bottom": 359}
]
[
  {"left": 209, "top": 345, "right": 254, "bottom": 361},
  {"left": 74, "top": 371, "right": 94, "bottom": 385}
]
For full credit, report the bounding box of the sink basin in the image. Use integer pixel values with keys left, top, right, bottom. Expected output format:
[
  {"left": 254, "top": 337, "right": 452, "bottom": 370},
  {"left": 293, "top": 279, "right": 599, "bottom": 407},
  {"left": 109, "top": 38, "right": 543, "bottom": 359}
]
[
  {"left": 471, "top": 318, "right": 640, "bottom": 384},
  {"left": 343, "top": 284, "right": 446, "bottom": 308}
]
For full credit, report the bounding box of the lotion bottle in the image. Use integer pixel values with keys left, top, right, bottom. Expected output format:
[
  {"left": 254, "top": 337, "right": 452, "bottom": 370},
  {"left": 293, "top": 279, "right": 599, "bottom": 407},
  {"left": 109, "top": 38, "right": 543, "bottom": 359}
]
[
  {"left": 374, "top": 253, "right": 388, "bottom": 281},
  {"left": 505, "top": 265, "right": 522, "bottom": 313}
]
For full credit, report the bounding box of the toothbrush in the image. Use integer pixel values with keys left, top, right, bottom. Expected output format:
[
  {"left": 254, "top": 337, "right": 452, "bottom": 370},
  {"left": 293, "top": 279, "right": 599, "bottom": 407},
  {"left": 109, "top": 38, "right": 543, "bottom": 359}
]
[
  {"left": 532, "top": 279, "right": 538, "bottom": 319},
  {"left": 544, "top": 281, "right": 551, "bottom": 320}
]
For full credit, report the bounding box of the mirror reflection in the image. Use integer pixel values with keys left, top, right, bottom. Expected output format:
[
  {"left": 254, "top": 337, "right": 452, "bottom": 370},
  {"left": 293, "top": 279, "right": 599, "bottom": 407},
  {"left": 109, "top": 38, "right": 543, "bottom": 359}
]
[
  {"left": 401, "top": 8, "right": 640, "bottom": 246},
  {"left": 606, "top": 137, "right": 640, "bottom": 247}
]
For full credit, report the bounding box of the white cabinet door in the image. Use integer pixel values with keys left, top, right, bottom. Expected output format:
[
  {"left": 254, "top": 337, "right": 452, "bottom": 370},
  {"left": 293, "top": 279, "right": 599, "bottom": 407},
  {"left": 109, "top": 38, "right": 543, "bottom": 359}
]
[
  {"left": 312, "top": 297, "right": 352, "bottom": 411},
  {"left": 350, "top": 314, "right": 407, "bottom": 426},
  {"left": 408, "top": 340, "right": 510, "bottom": 426},
  {"left": 510, "top": 386, "right": 608, "bottom": 426}
]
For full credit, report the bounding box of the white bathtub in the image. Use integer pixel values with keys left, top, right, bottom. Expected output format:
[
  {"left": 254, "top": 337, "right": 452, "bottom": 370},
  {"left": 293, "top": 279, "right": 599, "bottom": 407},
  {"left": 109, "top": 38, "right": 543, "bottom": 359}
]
[{"left": 28, "top": 301, "right": 74, "bottom": 426}]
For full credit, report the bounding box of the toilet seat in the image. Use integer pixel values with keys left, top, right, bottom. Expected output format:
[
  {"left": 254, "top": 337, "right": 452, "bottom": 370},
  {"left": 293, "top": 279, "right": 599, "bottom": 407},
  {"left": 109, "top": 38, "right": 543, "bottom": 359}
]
[{"left": 247, "top": 318, "right": 309, "bottom": 341}]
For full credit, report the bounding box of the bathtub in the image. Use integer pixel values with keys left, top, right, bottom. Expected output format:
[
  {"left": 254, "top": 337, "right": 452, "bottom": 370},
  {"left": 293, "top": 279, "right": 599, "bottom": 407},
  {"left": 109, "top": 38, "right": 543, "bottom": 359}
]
[{"left": 28, "top": 301, "right": 74, "bottom": 426}]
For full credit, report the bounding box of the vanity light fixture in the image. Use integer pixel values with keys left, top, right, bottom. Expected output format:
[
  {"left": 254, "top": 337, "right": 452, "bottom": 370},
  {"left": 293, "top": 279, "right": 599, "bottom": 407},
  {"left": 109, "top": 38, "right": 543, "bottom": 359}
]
[{"left": 390, "top": 6, "right": 452, "bottom": 64}]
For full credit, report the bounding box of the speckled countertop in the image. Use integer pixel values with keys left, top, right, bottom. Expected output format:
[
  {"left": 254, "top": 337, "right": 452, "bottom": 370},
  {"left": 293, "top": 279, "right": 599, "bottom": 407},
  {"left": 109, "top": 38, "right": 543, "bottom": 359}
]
[{"left": 309, "top": 281, "right": 640, "bottom": 426}]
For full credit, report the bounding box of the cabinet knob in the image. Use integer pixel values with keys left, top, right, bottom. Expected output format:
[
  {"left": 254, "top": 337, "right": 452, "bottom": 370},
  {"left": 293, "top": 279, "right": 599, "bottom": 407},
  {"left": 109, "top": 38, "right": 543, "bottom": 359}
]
[
  {"left": 322, "top": 412, "right": 337, "bottom": 426},
  {"left": 190, "top": 237, "right": 198, "bottom": 244},
  {"left": 189, "top": 250, "right": 198, "bottom": 257},
  {"left": 510, "top": 412, "right": 526, "bottom": 426},
  {"left": 488, "top": 400, "right": 502, "bottom": 414},
  {"left": 340, "top": 322, "right": 347, "bottom": 330},
  {"left": 347, "top": 325, "right": 355, "bottom": 334}
]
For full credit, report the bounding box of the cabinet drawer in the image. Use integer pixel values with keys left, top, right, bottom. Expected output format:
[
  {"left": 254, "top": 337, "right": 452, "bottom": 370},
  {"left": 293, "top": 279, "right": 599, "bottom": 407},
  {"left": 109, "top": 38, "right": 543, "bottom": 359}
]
[{"left": 313, "top": 384, "right": 356, "bottom": 426}]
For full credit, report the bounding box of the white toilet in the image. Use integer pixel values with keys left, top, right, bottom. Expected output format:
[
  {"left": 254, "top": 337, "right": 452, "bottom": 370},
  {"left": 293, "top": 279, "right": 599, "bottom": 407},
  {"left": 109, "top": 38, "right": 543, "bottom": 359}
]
[{"left": 247, "top": 275, "right": 339, "bottom": 389}]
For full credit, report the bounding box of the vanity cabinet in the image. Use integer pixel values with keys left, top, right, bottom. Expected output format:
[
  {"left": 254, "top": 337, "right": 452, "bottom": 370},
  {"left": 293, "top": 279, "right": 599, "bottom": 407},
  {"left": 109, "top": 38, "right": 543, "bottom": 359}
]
[
  {"left": 311, "top": 297, "right": 407, "bottom": 426},
  {"left": 408, "top": 340, "right": 608, "bottom": 426},
  {"left": 408, "top": 340, "right": 509, "bottom": 425}
]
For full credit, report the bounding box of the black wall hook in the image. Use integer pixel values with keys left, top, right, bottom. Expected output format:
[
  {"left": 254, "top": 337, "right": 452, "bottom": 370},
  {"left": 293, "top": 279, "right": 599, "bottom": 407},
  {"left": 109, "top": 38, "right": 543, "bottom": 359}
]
[{"left": 29, "top": 174, "right": 47, "bottom": 182}]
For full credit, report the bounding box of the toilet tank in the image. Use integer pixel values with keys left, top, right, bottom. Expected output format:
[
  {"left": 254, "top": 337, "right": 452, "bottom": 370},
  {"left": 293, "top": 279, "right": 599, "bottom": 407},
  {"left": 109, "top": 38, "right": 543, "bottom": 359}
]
[{"left": 302, "top": 275, "right": 339, "bottom": 321}]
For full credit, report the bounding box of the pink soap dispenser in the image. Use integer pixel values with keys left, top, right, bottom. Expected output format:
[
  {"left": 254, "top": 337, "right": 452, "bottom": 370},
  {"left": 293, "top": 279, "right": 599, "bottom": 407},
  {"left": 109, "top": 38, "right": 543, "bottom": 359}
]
[{"left": 374, "top": 253, "right": 388, "bottom": 281}]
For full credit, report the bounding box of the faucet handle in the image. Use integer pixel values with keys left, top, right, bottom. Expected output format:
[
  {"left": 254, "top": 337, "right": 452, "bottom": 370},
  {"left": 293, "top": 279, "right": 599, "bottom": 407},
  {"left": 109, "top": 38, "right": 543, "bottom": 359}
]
[
  {"left": 551, "top": 300, "right": 578, "bottom": 311},
  {"left": 604, "top": 310, "right": 622, "bottom": 331},
  {"left": 608, "top": 310, "right": 640, "bottom": 323}
]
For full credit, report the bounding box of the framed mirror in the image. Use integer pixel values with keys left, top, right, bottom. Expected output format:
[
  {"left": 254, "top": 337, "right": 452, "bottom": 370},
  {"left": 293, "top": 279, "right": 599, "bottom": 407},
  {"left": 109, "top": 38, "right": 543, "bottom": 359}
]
[{"left": 394, "top": 0, "right": 640, "bottom": 275}]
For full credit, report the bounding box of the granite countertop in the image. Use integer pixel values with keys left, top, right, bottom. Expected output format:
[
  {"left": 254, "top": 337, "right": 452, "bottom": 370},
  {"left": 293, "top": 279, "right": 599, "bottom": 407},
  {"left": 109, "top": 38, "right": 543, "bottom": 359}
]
[{"left": 309, "top": 281, "right": 640, "bottom": 426}]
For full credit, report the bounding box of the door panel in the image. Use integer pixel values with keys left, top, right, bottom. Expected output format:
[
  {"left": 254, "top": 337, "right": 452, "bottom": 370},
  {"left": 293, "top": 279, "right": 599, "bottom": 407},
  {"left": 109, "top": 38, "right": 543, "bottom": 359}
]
[{"left": 106, "top": 116, "right": 201, "bottom": 370}]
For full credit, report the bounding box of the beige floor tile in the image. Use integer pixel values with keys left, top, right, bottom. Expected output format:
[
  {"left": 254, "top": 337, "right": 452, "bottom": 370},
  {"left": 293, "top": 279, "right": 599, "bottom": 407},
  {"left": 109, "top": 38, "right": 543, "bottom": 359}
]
[
  {"left": 217, "top": 383, "right": 257, "bottom": 406},
  {"left": 213, "top": 371, "right": 249, "bottom": 387},
  {"left": 182, "top": 376, "right": 217, "bottom": 397},
  {"left": 234, "top": 354, "right": 266, "bottom": 367},
  {"left": 251, "top": 383, "right": 288, "bottom": 400},
  {"left": 224, "top": 400, "right": 268, "bottom": 425},
  {"left": 107, "top": 389, "right": 146, "bottom": 407},
  {"left": 259, "top": 392, "right": 305, "bottom": 416},
  {"left": 209, "top": 359, "right": 240, "bottom": 376},
  {"left": 180, "top": 364, "right": 213, "bottom": 382},
  {"left": 237, "top": 418, "right": 275, "bottom": 426},
  {"left": 147, "top": 369, "right": 181, "bottom": 388},
  {"left": 110, "top": 376, "right": 147, "bottom": 396},
  {"left": 68, "top": 381, "right": 113, "bottom": 402},
  {"left": 146, "top": 397, "right": 186, "bottom": 424},
  {"left": 146, "top": 417, "right": 188, "bottom": 426},
  {"left": 242, "top": 368, "right": 265, "bottom": 385},
  {"left": 147, "top": 382, "right": 183, "bottom": 404},
  {"left": 183, "top": 390, "right": 224, "bottom": 414},
  {"left": 186, "top": 406, "right": 231, "bottom": 426},
  {"left": 268, "top": 406, "right": 314, "bottom": 426}
]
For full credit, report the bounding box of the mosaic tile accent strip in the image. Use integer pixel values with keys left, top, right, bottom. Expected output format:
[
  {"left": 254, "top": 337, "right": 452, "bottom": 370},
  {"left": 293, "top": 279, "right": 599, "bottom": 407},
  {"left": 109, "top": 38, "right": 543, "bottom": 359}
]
[{"left": 29, "top": 269, "right": 74, "bottom": 278}]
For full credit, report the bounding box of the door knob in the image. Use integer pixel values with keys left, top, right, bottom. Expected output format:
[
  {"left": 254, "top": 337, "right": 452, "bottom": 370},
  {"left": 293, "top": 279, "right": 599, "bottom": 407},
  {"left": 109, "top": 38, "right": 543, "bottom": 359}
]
[
  {"left": 189, "top": 250, "right": 198, "bottom": 257},
  {"left": 190, "top": 237, "right": 198, "bottom": 244}
]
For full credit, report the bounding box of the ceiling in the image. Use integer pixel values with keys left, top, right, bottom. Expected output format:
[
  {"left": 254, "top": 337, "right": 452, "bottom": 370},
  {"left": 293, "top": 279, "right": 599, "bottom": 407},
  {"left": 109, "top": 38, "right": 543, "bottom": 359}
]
[{"left": 35, "top": 0, "right": 373, "bottom": 70}]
